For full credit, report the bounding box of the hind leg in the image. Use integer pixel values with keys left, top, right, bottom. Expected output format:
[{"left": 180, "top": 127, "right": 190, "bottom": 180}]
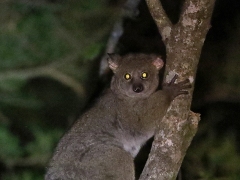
[
  {"left": 45, "top": 145, "right": 135, "bottom": 180},
  {"left": 80, "top": 145, "right": 135, "bottom": 180}
]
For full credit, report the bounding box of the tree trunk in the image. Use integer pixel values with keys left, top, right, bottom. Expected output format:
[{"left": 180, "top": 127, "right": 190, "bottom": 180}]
[{"left": 139, "top": 0, "right": 216, "bottom": 179}]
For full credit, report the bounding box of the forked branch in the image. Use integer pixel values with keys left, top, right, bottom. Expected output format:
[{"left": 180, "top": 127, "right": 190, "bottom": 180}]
[{"left": 139, "top": 0, "right": 216, "bottom": 179}]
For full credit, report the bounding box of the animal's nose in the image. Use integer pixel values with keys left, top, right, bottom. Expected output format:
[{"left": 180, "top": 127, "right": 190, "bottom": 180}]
[{"left": 133, "top": 84, "right": 144, "bottom": 93}]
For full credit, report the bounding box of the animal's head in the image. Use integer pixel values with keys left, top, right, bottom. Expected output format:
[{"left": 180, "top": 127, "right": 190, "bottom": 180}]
[{"left": 108, "top": 54, "right": 164, "bottom": 98}]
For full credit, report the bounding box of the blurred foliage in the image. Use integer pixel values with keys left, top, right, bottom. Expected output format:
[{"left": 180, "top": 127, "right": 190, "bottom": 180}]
[
  {"left": 0, "top": 0, "right": 121, "bottom": 179},
  {"left": 0, "top": 124, "right": 23, "bottom": 166}
]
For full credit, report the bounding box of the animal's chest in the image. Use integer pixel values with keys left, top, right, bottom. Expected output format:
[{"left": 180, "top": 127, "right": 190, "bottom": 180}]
[
  {"left": 115, "top": 101, "right": 150, "bottom": 157},
  {"left": 119, "top": 100, "right": 147, "bottom": 118}
]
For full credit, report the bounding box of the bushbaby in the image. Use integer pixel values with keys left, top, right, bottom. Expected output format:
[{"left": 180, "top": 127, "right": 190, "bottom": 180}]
[{"left": 45, "top": 53, "right": 191, "bottom": 180}]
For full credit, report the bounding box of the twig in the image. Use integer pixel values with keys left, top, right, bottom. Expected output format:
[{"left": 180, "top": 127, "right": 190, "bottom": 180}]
[{"left": 99, "top": 22, "right": 123, "bottom": 76}]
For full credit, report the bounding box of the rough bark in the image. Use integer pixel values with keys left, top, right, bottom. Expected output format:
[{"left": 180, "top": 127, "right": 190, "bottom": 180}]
[{"left": 139, "top": 0, "right": 216, "bottom": 179}]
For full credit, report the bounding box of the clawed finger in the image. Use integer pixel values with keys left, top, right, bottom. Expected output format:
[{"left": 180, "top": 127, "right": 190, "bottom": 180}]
[
  {"left": 177, "top": 79, "right": 190, "bottom": 85},
  {"left": 180, "top": 84, "right": 192, "bottom": 89},
  {"left": 179, "top": 90, "right": 189, "bottom": 95},
  {"left": 169, "top": 74, "right": 178, "bottom": 85}
]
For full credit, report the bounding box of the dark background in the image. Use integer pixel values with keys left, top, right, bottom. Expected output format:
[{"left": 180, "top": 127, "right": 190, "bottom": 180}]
[{"left": 0, "top": 0, "right": 240, "bottom": 179}]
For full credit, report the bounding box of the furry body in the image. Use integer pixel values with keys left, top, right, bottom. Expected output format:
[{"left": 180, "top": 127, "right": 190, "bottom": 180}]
[{"left": 45, "top": 54, "right": 190, "bottom": 180}]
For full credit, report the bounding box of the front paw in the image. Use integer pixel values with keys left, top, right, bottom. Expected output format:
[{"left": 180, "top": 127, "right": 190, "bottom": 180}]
[{"left": 163, "top": 75, "right": 192, "bottom": 100}]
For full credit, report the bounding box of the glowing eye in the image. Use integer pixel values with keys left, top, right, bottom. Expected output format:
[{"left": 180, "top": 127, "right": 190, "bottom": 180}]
[
  {"left": 124, "top": 73, "right": 131, "bottom": 80},
  {"left": 141, "top": 72, "right": 148, "bottom": 79}
]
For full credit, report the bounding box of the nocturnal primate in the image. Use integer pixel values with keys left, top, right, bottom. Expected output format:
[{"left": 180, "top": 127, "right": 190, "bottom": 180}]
[{"left": 45, "top": 54, "right": 191, "bottom": 180}]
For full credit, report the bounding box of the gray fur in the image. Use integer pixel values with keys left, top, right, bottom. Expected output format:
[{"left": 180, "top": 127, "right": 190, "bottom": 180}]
[{"left": 45, "top": 54, "right": 190, "bottom": 180}]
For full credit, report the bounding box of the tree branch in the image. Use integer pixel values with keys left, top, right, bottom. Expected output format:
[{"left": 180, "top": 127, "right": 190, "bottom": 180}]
[
  {"left": 42, "top": 68, "right": 85, "bottom": 98},
  {"left": 145, "top": 0, "right": 172, "bottom": 44},
  {"left": 0, "top": 53, "right": 85, "bottom": 98},
  {"left": 140, "top": 0, "right": 216, "bottom": 179}
]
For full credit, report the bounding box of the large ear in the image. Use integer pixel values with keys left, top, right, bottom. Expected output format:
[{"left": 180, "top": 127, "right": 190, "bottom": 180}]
[
  {"left": 107, "top": 53, "right": 121, "bottom": 73},
  {"left": 152, "top": 57, "right": 164, "bottom": 70}
]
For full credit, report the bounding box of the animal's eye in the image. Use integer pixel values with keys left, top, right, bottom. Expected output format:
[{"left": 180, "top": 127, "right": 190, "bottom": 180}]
[
  {"left": 124, "top": 73, "right": 131, "bottom": 80},
  {"left": 141, "top": 72, "right": 148, "bottom": 79}
]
